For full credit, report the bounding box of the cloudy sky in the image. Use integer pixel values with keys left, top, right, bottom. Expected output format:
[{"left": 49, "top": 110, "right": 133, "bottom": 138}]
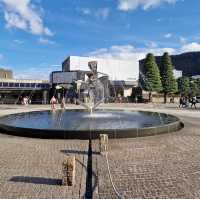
[{"left": 0, "top": 0, "right": 199, "bottom": 79}]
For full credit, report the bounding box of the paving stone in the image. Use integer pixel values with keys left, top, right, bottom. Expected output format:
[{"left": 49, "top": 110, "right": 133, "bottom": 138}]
[
  {"left": 1, "top": 104, "right": 200, "bottom": 198},
  {"left": 0, "top": 105, "right": 88, "bottom": 199}
]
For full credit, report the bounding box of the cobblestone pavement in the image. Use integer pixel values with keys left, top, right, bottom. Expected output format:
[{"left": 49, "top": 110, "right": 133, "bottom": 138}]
[
  {"left": 0, "top": 136, "right": 88, "bottom": 199},
  {"left": 93, "top": 114, "right": 200, "bottom": 199},
  {"left": 0, "top": 106, "right": 89, "bottom": 199},
  {"left": 0, "top": 104, "right": 200, "bottom": 198}
]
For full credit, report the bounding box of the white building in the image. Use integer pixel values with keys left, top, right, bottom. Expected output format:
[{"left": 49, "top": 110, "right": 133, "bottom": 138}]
[
  {"left": 173, "top": 69, "right": 182, "bottom": 79},
  {"left": 192, "top": 75, "right": 200, "bottom": 79},
  {"left": 62, "top": 56, "right": 139, "bottom": 81}
]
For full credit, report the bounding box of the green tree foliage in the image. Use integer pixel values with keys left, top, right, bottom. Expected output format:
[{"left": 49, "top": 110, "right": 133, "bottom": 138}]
[
  {"left": 177, "top": 77, "right": 200, "bottom": 97},
  {"left": 141, "top": 53, "right": 162, "bottom": 101},
  {"left": 160, "top": 52, "right": 178, "bottom": 103},
  {"left": 189, "top": 78, "right": 200, "bottom": 96},
  {"left": 194, "top": 78, "right": 200, "bottom": 96},
  {"left": 142, "top": 53, "right": 162, "bottom": 92},
  {"left": 177, "top": 76, "right": 190, "bottom": 96}
]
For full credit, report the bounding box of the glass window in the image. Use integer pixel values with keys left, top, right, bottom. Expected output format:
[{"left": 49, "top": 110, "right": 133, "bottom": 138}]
[
  {"left": 20, "top": 83, "right": 25, "bottom": 87},
  {"left": 3, "top": 82, "right": 8, "bottom": 87},
  {"left": 9, "top": 83, "right": 14, "bottom": 87}
]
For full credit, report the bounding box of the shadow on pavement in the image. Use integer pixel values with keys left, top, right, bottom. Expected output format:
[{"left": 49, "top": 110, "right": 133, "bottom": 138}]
[
  {"left": 10, "top": 176, "right": 62, "bottom": 186},
  {"left": 60, "top": 149, "right": 100, "bottom": 155}
]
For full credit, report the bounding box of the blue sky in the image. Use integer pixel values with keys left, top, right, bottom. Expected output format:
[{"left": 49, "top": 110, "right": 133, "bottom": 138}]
[{"left": 0, "top": 0, "right": 200, "bottom": 79}]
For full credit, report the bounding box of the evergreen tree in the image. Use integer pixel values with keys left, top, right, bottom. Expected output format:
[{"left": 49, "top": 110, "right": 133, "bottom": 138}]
[
  {"left": 142, "top": 53, "right": 162, "bottom": 101},
  {"left": 177, "top": 76, "right": 190, "bottom": 96},
  {"left": 195, "top": 78, "right": 200, "bottom": 96},
  {"left": 160, "top": 52, "right": 178, "bottom": 103},
  {"left": 189, "top": 78, "right": 199, "bottom": 96}
]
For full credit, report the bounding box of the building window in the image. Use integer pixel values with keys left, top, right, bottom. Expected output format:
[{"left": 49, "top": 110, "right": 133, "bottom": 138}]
[
  {"left": 3, "top": 82, "right": 8, "bottom": 87},
  {"left": 9, "top": 83, "right": 14, "bottom": 87},
  {"left": 31, "top": 83, "right": 36, "bottom": 88},
  {"left": 25, "top": 83, "right": 30, "bottom": 87},
  {"left": 20, "top": 83, "right": 25, "bottom": 87}
]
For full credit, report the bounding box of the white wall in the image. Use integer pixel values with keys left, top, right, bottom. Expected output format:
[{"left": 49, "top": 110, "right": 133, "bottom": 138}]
[
  {"left": 69, "top": 56, "right": 139, "bottom": 81},
  {"left": 173, "top": 69, "right": 182, "bottom": 79}
]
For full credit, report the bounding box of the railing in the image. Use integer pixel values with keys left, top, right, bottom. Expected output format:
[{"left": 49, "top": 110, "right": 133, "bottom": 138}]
[{"left": 0, "top": 82, "right": 50, "bottom": 89}]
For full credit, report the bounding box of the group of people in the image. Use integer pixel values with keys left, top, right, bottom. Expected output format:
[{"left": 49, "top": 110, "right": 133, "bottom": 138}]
[
  {"left": 50, "top": 96, "right": 66, "bottom": 110},
  {"left": 179, "top": 96, "right": 198, "bottom": 109}
]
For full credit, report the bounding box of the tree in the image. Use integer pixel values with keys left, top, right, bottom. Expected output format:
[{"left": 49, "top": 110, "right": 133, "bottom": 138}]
[
  {"left": 177, "top": 76, "right": 190, "bottom": 96},
  {"left": 141, "top": 53, "right": 162, "bottom": 101},
  {"left": 160, "top": 52, "right": 178, "bottom": 103},
  {"left": 194, "top": 78, "right": 200, "bottom": 96},
  {"left": 189, "top": 77, "right": 200, "bottom": 97}
]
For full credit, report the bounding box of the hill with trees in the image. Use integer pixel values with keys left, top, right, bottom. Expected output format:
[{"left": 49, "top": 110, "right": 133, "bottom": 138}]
[{"left": 140, "top": 51, "right": 200, "bottom": 76}]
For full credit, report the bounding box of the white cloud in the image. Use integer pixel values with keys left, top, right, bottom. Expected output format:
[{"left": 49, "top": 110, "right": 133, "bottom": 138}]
[
  {"left": 79, "top": 7, "right": 110, "bottom": 20},
  {"left": 89, "top": 41, "right": 200, "bottom": 63},
  {"left": 164, "top": 33, "right": 172, "bottom": 38},
  {"left": 181, "top": 42, "right": 200, "bottom": 53},
  {"left": 118, "top": 0, "right": 177, "bottom": 11},
  {"left": 13, "top": 64, "right": 60, "bottom": 80},
  {"left": 13, "top": 39, "right": 24, "bottom": 44},
  {"left": 1, "top": 0, "right": 53, "bottom": 36},
  {"left": 95, "top": 8, "right": 110, "bottom": 20},
  {"left": 80, "top": 8, "right": 91, "bottom": 15},
  {"left": 38, "top": 37, "right": 55, "bottom": 45},
  {"left": 88, "top": 44, "right": 176, "bottom": 62},
  {"left": 179, "top": 36, "right": 187, "bottom": 44},
  {"left": 146, "top": 41, "right": 158, "bottom": 48}
]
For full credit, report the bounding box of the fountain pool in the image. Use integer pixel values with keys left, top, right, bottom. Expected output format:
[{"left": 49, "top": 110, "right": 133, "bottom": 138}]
[{"left": 0, "top": 109, "right": 183, "bottom": 139}]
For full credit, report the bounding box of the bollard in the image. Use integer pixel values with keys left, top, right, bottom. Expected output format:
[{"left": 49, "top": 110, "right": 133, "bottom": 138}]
[
  {"left": 99, "top": 134, "right": 108, "bottom": 154},
  {"left": 62, "top": 156, "right": 75, "bottom": 186}
]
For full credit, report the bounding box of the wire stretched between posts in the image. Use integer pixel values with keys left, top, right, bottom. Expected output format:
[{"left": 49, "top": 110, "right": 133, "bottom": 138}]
[{"left": 105, "top": 151, "right": 124, "bottom": 199}]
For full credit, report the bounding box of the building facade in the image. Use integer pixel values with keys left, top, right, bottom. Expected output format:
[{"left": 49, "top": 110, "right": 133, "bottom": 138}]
[
  {"left": 0, "top": 68, "right": 50, "bottom": 104},
  {"left": 0, "top": 68, "right": 13, "bottom": 79},
  {"left": 51, "top": 56, "right": 139, "bottom": 101},
  {"left": 62, "top": 56, "right": 139, "bottom": 81},
  {"left": 173, "top": 69, "right": 182, "bottom": 79}
]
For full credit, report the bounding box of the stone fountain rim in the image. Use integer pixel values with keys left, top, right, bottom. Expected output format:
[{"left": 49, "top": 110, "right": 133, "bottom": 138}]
[{"left": 0, "top": 109, "right": 183, "bottom": 139}]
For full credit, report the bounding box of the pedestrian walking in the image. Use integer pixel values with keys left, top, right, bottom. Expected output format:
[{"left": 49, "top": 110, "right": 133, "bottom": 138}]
[{"left": 191, "top": 96, "right": 197, "bottom": 109}]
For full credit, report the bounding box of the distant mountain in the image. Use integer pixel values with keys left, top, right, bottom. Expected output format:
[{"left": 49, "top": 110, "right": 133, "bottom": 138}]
[{"left": 139, "top": 52, "right": 200, "bottom": 76}]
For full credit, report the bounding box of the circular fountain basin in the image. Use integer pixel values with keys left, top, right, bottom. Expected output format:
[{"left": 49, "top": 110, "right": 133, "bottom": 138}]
[{"left": 0, "top": 109, "right": 183, "bottom": 139}]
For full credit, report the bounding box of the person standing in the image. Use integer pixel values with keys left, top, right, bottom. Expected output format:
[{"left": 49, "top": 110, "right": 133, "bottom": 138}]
[
  {"left": 60, "top": 97, "right": 66, "bottom": 109},
  {"left": 191, "top": 96, "right": 197, "bottom": 109},
  {"left": 50, "top": 96, "right": 57, "bottom": 110},
  {"left": 179, "top": 96, "right": 183, "bottom": 108}
]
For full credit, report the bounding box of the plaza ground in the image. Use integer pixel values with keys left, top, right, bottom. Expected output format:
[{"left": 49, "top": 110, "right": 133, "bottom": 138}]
[{"left": 0, "top": 103, "right": 200, "bottom": 198}]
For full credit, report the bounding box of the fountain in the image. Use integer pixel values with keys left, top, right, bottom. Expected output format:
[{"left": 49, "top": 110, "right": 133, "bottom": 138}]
[
  {"left": 0, "top": 61, "right": 183, "bottom": 139},
  {"left": 77, "top": 61, "right": 105, "bottom": 114}
]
